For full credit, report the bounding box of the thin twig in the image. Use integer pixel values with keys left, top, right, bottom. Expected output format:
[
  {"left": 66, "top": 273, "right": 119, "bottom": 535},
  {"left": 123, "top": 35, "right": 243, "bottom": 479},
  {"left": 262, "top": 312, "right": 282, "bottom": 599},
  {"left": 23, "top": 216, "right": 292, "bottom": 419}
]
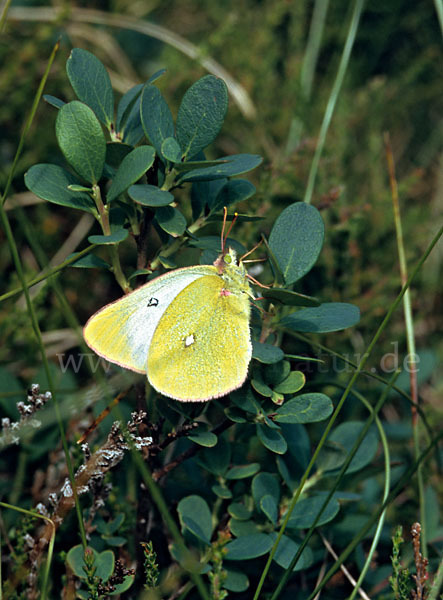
[
  {"left": 385, "top": 132, "right": 427, "bottom": 557},
  {"left": 320, "top": 534, "right": 371, "bottom": 600}
]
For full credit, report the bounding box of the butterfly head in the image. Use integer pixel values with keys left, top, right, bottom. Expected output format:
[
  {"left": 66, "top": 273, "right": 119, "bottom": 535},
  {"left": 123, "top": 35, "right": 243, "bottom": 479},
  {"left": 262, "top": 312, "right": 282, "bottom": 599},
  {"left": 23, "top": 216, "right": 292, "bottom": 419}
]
[{"left": 214, "top": 247, "right": 253, "bottom": 298}]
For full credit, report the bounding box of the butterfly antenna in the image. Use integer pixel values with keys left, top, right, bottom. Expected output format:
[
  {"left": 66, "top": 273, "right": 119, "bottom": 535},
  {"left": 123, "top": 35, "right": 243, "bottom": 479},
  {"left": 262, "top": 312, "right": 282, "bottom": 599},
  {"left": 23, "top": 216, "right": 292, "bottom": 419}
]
[
  {"left": 221, "top": 206, "right": 228, "bottom": 254},
  {"left": 240, "top": 239, "right": 264, "bottom": 262},
  {"left": 221, "top": 208, "right": 239, "bottom": 254},
  {"left": 242, "top": 258, "right": 267, "bottom": 264},
  {"left": 249, "top": 297, "right": 269, "bottom": 316},
  {"left": 247, "top": 273, "right": 270, "bottom": 289},
  {"left": 77, "top": 389, "right": 129, "bottom": 445}
]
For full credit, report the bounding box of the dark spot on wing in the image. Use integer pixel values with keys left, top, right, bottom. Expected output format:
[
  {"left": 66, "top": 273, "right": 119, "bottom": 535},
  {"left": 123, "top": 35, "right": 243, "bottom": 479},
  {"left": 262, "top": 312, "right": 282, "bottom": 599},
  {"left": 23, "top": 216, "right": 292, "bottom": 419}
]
[{"left": 147, "top": 297, "right": 159, "bottom": 307}]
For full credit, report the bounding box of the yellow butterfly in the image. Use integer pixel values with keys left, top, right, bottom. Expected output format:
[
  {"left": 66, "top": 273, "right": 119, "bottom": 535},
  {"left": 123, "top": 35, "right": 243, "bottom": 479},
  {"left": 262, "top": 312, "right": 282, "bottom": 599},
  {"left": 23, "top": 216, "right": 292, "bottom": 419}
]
[{"left": 83, "top": 247, "right": 255, "bottom": 402}]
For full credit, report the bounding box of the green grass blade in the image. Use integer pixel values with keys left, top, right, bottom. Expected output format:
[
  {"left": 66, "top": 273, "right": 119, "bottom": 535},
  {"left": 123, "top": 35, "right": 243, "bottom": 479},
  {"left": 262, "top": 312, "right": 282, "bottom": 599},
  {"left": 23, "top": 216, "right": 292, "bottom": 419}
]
[
  {"left": 286, "top": 0, "right": 330, "bottom": 154},
  {"left": 303, "top": 0, "right": 365, "bottom": 204},
  {"left": 434, "top": 0, "right": 443, "bottom": 36},
  {"left": 385, "top": 133, "right": 427, "bottom": 557},
  {"left": 346, "top": 386, "right": 393, "bottom": 600}
]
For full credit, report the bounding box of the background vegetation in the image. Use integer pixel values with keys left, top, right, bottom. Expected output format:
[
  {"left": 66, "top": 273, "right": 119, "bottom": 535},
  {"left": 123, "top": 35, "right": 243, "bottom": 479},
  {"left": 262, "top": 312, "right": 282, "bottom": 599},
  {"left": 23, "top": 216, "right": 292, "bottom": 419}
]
[{"left": 0, "top": 1, "right": 441, "bottom": 598}]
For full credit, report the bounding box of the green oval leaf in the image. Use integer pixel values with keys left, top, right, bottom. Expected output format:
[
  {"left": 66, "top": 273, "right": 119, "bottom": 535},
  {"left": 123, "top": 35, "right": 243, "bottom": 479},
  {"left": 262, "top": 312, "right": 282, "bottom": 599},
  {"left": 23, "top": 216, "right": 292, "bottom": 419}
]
[
  {"left": 229, "top": 519, "right": 260, "bottom": 537},
  {"left": 198, "top": 437, "right": 231, "bottom": 475},
  {"left": 140, "top": 84, "right": 175, "bottom": 159},
  {"left": 257, "top": 424, "right": 287, "bottom": 454},
  {"left": 56, "top": 101, "right": 106, "bottom": 184},
  {"left": 225, "top": 533, "right": 273, "bottom": 560},
  {"left": 273, "top": 371, "right": 306, "bottom": 395},
  {"left": 269, "top": 533, "right": 313, "bottom": 571},
  {"left": 212, "top": 484, "right": 233, "bottom": 499},
  {"left": 177, "top": 495, "right": 213, "bottom": 544},
  {"left": 225, "top": 463, "right": 260, "bottom": 480},
  {"left": 228, "top": 503, "right": 252, "bottom": 521},
  {"left": 191, "top": 179, "right": 226, "bottom": 218},
  {"left": 224, "top": 406, "right": 248, "bottom": 423},
  {"left": 88, "top": 229, "right": 128, "bottom": 245},
  {"left": 269, "top": 202, "right": 324, "bottom": 284},
  {"left": 252, "top": 341, "right": 284, "bottom": 364},
  {"left": 280, "top": 302, "right": 361, "bottom": 333},
  {"left": 229, "top": 388, "right": 260, "bottom": 415},
  {"left": 210, "top": 179, "right": 256, "bottom": 212},
  {"left": 189, "top": 235, "right": 245, "bottom": 254},
  {"left": 179, "top": 154, "right": 263, "bottom": 182},
  {"left": 174, "top": 159, "right": 229, "bottom": 172},
  {"left": 43, "top": 94, "right": 65, "bottom": 109},
  {"left": 116, "top": 83, "right": 144, "bottom": 145},
  {"left": 66, "top": 545, "right": 89, "bottom": 578},
  {"left": 264, "top": 361, "right": 291, "bottom": 386},
  {"left": 155, "top": 206, "right": 187, "bottom": 236},
  {"left": 98, "top": 513, "right": 125, "bottom": 535},
  {"left": 147, "top": 68, "right": 167, "bottom": 85},
  {"left": 102, "top": 535, "right": 126, "bottom": 547},
  {"left": 260, "top": 495, "right": 278, "bottom": 524},
  {"left": 24, "top": 164, "right": 95, "bottom": 213},
  {"left": 161, "top": 136, "right": 182, "bottom": 162},
  {"left": 176, "top": 75, "right": 228, "bottom": 159},
  {"left": 252, "top": 472, "right": 280, "bottom": 506},
  {"left": 69, "top": 253, "right": 110, "bottom": 270},
  {"left": 67, "top": 48, "right": 114, "bottom": 126},
  {"left": 262, "top": 288, "right": 321, "bottom": 307},
  {"left": 274, "top": 393, "right": 333, "bottom": 424},
  {"left": 287, "top": 493, "right": 340, "bottom": 529},
  {"left": 128, "top": 184, "right": 174, "bottom": 207},
  {"left": 251, "top": 378, "right": 273, "bottom": 398},
  {"left": 281, "top": 423, "right": 311, "bottom": 470},
  {"left": 224, "top": 568, "right": 249, "bottom": 592},
  {"left": 188, "top": 430, "right": 218, "bottom": 447},
  {"left": 106, "top": 142, "right": 133, "bottom": 169},
  {"left": 95, "top": 550, "right": 114, "bottom": 581},
  {"left": 110, "top": 575, "right": 134, "bottom": 595},
  {"left": 107, "top": 145, "right": 155, "bottom": 202},
  {"left": 318, "top": 421, "right": 379, "bottom": 474}
]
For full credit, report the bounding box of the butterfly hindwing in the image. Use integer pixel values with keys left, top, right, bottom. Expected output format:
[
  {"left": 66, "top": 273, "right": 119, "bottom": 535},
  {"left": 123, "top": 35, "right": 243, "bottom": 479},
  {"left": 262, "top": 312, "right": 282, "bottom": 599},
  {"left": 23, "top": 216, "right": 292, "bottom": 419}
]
[{"left": 147, "top": 274, "right": 252, "bottom": 401}]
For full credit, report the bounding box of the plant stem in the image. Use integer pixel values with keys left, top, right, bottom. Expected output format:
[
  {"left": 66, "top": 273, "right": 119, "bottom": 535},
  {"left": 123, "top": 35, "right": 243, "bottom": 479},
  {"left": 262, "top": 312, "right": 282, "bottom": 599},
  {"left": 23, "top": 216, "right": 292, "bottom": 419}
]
[
  {"left": 385, "top": 132, "right": 426, "bottom": 557},
  {"left": 92, "top": 184, "right": 129, "bottom": 292},
  {"left": 345, "top": 386, "right": 392, "bottom": 600}
]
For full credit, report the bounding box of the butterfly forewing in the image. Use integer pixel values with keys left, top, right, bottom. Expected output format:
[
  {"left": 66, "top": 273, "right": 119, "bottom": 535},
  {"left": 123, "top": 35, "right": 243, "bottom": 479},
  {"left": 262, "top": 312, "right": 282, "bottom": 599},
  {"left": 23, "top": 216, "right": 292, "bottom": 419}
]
[{"left": 83, "top": 266, "right": 215, "bottom": 373}]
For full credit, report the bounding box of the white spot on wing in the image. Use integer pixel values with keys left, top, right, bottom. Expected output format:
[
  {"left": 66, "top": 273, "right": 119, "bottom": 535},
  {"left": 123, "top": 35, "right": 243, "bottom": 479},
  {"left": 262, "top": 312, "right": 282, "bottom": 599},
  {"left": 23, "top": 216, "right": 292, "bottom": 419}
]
[{"left": 184, "top": 334, "right": 195, "bottom": 347}]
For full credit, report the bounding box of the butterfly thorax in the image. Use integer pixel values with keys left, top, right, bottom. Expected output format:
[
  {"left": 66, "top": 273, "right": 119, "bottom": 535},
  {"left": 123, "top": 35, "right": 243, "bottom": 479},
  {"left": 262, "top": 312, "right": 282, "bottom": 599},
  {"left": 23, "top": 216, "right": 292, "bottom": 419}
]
[{"left": 214, "top": 248, "right": 253, "bottom": 299}]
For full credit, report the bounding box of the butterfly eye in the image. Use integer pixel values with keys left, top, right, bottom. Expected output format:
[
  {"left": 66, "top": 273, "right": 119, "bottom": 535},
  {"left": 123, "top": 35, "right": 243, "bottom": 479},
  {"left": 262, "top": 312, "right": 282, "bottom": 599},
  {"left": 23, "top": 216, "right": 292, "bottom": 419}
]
[{"left": 224, "top": 254, "right": 232, "bottom": 265}]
